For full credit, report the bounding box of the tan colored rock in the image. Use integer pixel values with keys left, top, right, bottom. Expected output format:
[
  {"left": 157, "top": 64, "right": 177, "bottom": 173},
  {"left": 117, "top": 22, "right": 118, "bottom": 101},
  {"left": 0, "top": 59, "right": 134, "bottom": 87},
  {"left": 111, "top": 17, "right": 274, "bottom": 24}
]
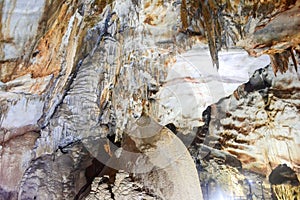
[
  {"left": 87, "top": 116, "right": 203, "bottom": 200},
  {"left": 0, "top": 0, "right": 45, "bottom": 60},
  {"left": 129, "top": 117, "right": 203, "bottom": 200},
  {"left": 0, "top": 0, "right": 300, "bottom": 199},
  {"left": 205, "top": 62, "right": 300, "bottom": 177},
  {"left": 0, "top": 130, "right": 39, "bottom": 195},
  {"left": 272, "top": 184, "right": 300, "bottom": 200}
]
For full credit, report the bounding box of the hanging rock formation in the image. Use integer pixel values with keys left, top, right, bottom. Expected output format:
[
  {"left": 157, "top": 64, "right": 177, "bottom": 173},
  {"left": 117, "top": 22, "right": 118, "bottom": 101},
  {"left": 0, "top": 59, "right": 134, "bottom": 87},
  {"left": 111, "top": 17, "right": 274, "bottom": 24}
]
[{"left": 0, "top": 0, "right": 300, "bottom": 199}]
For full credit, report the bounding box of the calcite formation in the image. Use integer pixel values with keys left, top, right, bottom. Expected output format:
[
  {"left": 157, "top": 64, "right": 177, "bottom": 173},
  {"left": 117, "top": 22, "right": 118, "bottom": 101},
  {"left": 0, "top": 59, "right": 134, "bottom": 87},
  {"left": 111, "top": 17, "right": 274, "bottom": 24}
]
[
  {"left": 198, "top": 0, "right": 300, "bottom": 73},
  {"left": 0, "top": 0, "right": 299, "bottom": 199},
  {"left": 207, "top": 63, "right": 300, "bottom": 175},
  {"left": 192, "top": 61, "right": 300, "bottom": 199}
]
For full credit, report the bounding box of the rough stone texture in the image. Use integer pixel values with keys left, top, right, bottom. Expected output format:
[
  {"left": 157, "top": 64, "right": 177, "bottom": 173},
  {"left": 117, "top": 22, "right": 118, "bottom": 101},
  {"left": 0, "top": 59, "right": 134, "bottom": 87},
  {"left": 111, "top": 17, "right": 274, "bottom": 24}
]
[
  {"left": 0, "top": 0, "right": 45, "bottom": 60},
  {"left": 208, "top": 63, "right": 300, "bottom": 175},
  {"left": 198, "top": 0, "right": 300, "bottom": 73},
  {"left": 18, "top": 142, "right": 96, "bottom": 200},
  {"left": 86, "top": 172, "right": 158, "bottom": 200},
  {"left": 0, "top": 130, "right": 39, "bottom": 196},
  {"left": 1, "top": 0, "right": 204, "bottom": 198},
  {"left": 0, "top": 0, "right": 300, "bottom": 199},
  {"left": 192, "top": 60, "right": 300, "bottom": 199},
  {"left": 87, "top": 121, "right": 203, "bottom": 200},
  {"left": 272, "top": 184, "right": 300, "bottom": 200}
]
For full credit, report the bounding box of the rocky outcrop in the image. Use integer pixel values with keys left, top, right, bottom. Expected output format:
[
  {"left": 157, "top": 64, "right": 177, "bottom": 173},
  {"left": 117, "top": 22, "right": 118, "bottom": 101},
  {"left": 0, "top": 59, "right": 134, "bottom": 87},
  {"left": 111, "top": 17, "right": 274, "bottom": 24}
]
[
  {"left": 84, "top": 118, "right": 203, "bottom": 200},
  {"left": 192, "top": 60, "right": 300, "bottom": 199},
  {"left": 1, "top": 0, "right": 88, "bottom": 197},
  {"left": 86, "top": 172, "right": 158, "bottom": 200},
  {"left": 206, "top": 63, "right": 300, "bottom": 175}
]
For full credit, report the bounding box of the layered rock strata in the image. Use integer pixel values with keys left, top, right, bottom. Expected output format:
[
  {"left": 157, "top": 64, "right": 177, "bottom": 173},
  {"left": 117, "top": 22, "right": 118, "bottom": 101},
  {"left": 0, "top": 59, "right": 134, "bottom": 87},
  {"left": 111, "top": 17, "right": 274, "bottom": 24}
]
[{"left": 192, "top": 60, "right": 300, "bottom": 199}]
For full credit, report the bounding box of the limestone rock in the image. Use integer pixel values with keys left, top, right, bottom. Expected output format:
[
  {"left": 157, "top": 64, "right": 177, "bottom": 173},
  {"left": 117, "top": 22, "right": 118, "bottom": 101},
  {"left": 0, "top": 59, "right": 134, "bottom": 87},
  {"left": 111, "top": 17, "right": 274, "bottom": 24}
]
[
  {"left": 86, "top": 172, "right": 157, "bottom": 200},
  {"left": 208, "top": 62, "right": 300, "bottom": 175},
  {"left": 192, "top": 60, "right": 300, "bottom": 199},
  {"left": 0, "top": 0, "right": 45, "bottom": 60},
  {"left": 0, "top": 0, "right": 300, "bottom": 199}
]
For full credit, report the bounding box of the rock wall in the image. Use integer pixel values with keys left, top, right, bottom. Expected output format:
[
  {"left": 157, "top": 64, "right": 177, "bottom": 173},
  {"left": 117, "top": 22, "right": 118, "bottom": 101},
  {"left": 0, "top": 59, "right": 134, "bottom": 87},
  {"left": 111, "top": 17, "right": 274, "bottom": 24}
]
[
  {"left": 1, "top": 0, "right": 204, "bottom": 198},
  {"left": 192, "top": 61, "right": 300, "bottom": 199},
  {"left": 215, "top": 62, "right": 300, "bottom": 175},
  {"left": 0, "top": 0, "right": 299, "bottom": 199}
]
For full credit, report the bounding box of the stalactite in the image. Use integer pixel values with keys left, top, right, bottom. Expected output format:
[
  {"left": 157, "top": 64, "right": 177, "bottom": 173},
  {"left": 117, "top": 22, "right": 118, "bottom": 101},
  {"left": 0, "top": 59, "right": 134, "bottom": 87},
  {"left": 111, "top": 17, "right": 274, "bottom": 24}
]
[
  {"left": 198, "top": 0, "right": 298, "bottom": 73},
  {"left": 1, "top": 0, "right": 300, "bottom": 199}
]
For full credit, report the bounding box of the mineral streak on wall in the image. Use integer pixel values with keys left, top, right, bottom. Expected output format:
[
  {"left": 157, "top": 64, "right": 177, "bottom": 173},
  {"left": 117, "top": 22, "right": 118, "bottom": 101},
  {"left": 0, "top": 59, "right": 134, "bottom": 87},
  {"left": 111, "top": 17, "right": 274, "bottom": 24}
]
[{"left": 0, "top": 0, "right": 299, "bottom": 199}]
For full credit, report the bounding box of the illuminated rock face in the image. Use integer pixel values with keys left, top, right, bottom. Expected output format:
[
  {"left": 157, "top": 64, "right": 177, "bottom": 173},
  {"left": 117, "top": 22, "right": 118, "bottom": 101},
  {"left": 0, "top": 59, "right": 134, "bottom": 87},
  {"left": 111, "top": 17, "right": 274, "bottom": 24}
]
[
  {"left": 1, "top": 0, "right": 204, "bottom": 198},
  {"left": 205, "top": 63, "right": 300, "bottom": 175},
  {"left": 192, "top": 62, "right": 300, "bottom": 199},
  {"left": 0, "top": 0, "right": 299, "bottom": 199},
  {"left": 0, "top": 0, "right": 45, "bottom": 60}
]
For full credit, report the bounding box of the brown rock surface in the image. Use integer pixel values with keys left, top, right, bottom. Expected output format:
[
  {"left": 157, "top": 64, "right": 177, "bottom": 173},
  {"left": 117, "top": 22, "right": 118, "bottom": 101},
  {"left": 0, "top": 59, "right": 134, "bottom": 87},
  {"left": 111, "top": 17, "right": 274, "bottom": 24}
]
[
  {"left": 0, "top": 0, "right": 300, "bottom": 199},
  {"left": 192, "top": 61, "right": 300, "bottom": 199},
  {"left": 208, "top": 63, "right": 300, "bottom": 175}
]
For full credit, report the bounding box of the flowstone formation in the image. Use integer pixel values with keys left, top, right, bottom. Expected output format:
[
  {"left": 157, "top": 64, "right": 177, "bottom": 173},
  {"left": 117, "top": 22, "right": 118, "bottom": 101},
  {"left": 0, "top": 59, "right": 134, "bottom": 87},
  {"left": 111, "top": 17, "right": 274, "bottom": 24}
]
[
  {"left": 191, "top": 62, "right": 300, "bottom": 199},
  {"left": 0, "top": 0, "right": 299, "bottom": 199}
]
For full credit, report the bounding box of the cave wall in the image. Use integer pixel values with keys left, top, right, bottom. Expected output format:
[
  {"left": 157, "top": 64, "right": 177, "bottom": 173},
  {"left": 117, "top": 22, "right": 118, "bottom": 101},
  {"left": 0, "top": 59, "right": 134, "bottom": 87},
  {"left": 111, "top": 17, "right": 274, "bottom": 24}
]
[
  {"left": 0, "top": 0, "right": 299, "bottom": 199},
  {"left": 192, "top": 62, "right": 300, "bottom": 199}
]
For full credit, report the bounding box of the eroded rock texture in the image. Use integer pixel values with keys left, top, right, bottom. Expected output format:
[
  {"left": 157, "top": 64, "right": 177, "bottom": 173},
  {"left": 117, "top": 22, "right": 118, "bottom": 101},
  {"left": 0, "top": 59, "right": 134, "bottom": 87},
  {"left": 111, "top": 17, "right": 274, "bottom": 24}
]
[
  {"left": 202, "top": 63, "right": 299, "bottom": 173},
  {"left": 198, "top": 0, "right": 300, "bottom": 73},
  {"left": 1, "top": 0, "right": 203, "bottom": 199},
  {"left": 0, "top": 0, "right": 300, "bottom": 199},
  {"left": 192, "top": 61, "right": 300, "bottom": 199}
]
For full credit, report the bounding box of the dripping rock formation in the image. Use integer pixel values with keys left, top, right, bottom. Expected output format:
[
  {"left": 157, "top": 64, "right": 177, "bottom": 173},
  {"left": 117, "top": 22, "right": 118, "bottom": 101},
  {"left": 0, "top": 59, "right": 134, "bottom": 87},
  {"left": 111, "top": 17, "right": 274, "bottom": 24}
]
[{"left": 0, "top": 0, "right": 299, "bottom": 199}]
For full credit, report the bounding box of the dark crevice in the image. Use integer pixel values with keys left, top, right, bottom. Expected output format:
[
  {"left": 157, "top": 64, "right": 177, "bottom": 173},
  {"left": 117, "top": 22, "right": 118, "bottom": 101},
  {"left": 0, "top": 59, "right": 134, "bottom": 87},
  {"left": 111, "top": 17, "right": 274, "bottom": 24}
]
[
  {"left": 74, "top": 158, "right": 117, "bottom": 200},
  {"left": 166, "top": 123, "right": 177, "bottom": 134},
  {"left": 0, "top": 187, "right": 18, "bottom": 200},
  {"left": 107, "top": 133, "right": 121, "bottom": 148},
  {"left": 191, "top": 106, "right": 211, "bottom": 145},
  {"left": 56, "top": 140, "right": 81, "bottom": 154},
  {"left": 108, "top": 184, "right": 115, "bottom": 200}
]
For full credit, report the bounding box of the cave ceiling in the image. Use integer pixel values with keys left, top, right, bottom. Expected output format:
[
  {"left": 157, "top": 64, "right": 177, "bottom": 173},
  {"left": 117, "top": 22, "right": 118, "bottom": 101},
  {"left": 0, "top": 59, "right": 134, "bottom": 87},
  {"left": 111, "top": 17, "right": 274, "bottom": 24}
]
[{"left": 0, "top": 0, "right": 299, "bottom": 199}]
